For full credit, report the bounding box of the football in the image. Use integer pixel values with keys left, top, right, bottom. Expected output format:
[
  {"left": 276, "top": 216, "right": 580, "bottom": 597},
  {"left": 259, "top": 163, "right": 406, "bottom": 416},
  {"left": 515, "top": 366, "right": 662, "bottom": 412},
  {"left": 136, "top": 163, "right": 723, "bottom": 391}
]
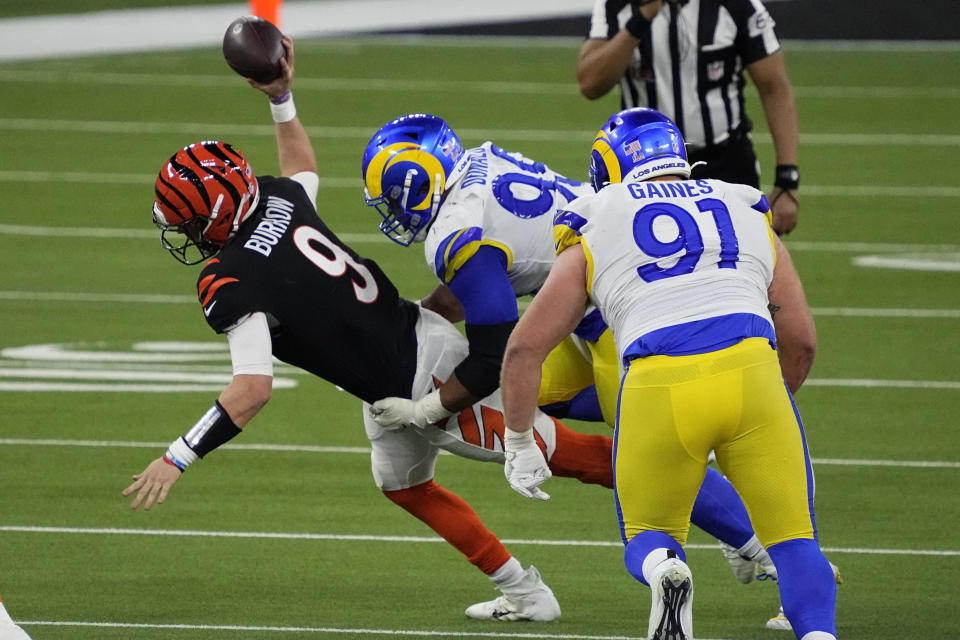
[{"left": 222, "top": 15, "right": 286, "bottom": 84}]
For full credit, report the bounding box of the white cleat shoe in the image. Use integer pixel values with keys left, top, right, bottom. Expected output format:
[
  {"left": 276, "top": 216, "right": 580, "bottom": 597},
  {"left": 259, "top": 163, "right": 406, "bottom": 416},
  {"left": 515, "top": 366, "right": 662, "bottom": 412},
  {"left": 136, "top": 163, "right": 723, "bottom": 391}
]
[
  {"left": 0, "top": 624, "right": 34, "bottom": 640},
  {"left": 647, "top": 559, "right": 694, "bottom": 640},
  {"left": 720, "top": 542, "right": 778, "bottom": 584},
  {"left": 766, "top": 606, "right": 792, "bottom": 631},
  {"left": 754, "top": 550, "right": 778, "bottom": 581},
  {"left": 464, "top": 566, "right": 561, "bottom": 622},
  {"left": 720, "top": 542, "right": 757, "bottom": 584},
  {"left": 0, "top": 600, "right": 34, "bottom": 640}
]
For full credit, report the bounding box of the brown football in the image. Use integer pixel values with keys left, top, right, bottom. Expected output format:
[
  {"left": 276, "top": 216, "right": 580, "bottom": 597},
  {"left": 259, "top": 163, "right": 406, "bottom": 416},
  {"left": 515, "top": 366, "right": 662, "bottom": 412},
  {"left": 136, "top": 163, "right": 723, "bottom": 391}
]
[{"left": 222, "top": 15, "right": 285, "bottom": 84}]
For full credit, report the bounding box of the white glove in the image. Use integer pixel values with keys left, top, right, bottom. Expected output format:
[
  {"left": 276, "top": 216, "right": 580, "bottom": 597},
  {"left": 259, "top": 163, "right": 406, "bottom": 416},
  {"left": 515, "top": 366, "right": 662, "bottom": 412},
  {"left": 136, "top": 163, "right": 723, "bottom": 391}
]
[
  {"left": 369, "top": 390, "right": 453, "bottom": 431},
  {"left": 503, "top": 427, "right": 551, "bottom": 501}
]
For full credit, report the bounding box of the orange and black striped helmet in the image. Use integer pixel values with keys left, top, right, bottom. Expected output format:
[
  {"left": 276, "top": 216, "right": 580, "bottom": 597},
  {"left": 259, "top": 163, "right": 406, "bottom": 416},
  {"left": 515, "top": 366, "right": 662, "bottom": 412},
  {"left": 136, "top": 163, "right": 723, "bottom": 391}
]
[{"left": 153, "top": 141, "right": 259, "bottom": 264}]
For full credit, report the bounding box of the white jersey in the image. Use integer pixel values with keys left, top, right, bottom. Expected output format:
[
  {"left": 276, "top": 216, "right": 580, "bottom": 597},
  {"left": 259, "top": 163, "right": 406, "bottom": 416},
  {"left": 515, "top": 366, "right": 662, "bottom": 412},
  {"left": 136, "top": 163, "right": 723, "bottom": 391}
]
[
  {"left": 424, "top": 141, "right": 593, "bottom": 296},
  {"left": 555, "top": 178, "right": 777, "bottom": 362},
  {"left": 363, "top": 307, "right": 563, "bottom": 491}
]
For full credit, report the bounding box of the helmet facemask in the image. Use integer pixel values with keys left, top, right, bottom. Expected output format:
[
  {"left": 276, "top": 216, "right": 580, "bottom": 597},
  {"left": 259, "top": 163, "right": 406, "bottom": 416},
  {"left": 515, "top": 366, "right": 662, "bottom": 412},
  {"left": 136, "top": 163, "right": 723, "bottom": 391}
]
[
  {"left": 153, "top": 203, "right": 222, "bottom": 265},
  {"left": 365, "top": 168, "right": 441, "bottom": 246}
]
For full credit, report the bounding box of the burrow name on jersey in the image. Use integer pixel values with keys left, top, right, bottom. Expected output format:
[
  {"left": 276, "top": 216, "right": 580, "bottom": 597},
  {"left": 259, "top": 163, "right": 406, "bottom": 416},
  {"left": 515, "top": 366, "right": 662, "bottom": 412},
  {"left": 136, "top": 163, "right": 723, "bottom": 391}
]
[{"left": 243, "top": 196, "right": 295, "bottom": 257}]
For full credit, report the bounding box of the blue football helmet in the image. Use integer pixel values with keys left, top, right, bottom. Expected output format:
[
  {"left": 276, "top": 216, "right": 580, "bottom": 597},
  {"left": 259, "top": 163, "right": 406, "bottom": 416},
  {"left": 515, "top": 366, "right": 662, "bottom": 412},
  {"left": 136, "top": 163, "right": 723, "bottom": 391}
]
[
  {"left": 361, "top": 114, "right": 464, "bottom": 246},
  {"left": 589, "top": 107, "right": 691, "bottom": 192}
]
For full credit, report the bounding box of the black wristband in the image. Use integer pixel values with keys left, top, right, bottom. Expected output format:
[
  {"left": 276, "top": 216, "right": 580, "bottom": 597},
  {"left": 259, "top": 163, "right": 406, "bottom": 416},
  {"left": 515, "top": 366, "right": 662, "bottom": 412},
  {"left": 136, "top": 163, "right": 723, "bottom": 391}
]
[
  {"left": 625, "top": 13, "right": 650, "bottom": 39},
  {"left": 774, "top": 165, "right": 800, "bottom": 191},
  {"left": 182, "top": 400, "right": 241, "bottom": 458}
]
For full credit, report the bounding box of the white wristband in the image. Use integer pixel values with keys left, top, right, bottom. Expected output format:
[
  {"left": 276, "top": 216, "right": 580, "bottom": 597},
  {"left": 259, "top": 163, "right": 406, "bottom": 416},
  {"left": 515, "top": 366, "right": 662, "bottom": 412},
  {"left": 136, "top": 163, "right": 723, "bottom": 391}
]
[
  {"left": 269, "top": 91, "right": 296, "bottom": 124},
  {"left": 418, "top": 389, "right": 454, "bottom": 424},
  {"left": 164, "top": 436, "right": 199, "bottom": 471},
  {"left": 504, "top": 426, "right": 535, "bottom": 448}
]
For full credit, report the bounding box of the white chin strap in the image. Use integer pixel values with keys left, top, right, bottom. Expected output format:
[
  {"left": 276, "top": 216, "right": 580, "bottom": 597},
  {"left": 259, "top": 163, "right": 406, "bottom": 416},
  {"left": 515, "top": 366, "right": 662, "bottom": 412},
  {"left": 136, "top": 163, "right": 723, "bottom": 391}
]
[{"left": 232, "top": 184, "right": 260, "bottom": 236}]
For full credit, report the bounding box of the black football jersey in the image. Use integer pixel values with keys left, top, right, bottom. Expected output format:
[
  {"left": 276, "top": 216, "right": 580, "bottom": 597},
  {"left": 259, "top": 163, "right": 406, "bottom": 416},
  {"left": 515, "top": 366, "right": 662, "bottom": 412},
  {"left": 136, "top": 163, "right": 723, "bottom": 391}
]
[{"left": 196, "top": 176, "right": 419, "bottom": 403}]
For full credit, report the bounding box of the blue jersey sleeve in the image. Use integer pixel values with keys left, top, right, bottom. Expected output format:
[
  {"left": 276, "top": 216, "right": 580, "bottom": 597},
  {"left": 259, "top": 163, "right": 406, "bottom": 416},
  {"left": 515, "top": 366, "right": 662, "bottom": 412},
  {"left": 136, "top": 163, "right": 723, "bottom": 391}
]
[{"left": 447, "top": 245, "right": 518, "bottom": 326}]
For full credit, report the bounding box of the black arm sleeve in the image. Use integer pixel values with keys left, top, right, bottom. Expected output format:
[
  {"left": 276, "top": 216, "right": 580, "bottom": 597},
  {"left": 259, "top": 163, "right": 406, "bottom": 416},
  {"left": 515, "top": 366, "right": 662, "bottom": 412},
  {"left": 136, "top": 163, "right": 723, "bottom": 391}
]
[{"left": 453, "top": 320, "right": 518, "bottom": 399}]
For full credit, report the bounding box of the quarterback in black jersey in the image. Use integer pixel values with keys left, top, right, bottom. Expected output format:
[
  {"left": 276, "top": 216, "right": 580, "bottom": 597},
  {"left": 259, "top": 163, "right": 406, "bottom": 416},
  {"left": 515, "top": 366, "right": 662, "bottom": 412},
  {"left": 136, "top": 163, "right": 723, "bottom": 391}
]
[
  {"left": 123, "top": 37, "right": 614, "bottom": 623},
  {"left": 198, "top": 174, "right": 420, "bottom": 404}
]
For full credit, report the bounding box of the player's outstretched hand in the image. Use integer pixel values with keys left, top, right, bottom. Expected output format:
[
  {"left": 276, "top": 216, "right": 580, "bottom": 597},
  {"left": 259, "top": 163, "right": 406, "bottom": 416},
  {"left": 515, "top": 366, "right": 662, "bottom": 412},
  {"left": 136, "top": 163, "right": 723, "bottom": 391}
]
[
  {"left": 369, "top": 396, "right": 418, "bottom": 430},
  {"left": 504, "top": 435, "right": 551, "bottom": 501},
  {"left": 370, "top": 390, "right": 452, "bottom": 431},
  {"left": 122, "top": 457, "right": 182, "bottom": 510},
  {"left": 248, "top": 36, "right": 294, "bottom": 99}
]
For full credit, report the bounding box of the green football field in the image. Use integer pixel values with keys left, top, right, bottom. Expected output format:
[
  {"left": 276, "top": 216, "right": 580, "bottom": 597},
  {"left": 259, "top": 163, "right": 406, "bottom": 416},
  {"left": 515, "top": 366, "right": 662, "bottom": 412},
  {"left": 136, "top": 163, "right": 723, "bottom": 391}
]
[{"left": 0, "top": 30, "right": 958, "bottom": 640}]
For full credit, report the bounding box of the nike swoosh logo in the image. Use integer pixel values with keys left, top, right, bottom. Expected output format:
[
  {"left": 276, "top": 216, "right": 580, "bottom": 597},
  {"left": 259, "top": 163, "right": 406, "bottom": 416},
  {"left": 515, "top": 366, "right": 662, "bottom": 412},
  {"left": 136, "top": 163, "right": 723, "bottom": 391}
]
[{"left": 203, "top": 300, "right": 217, "bottom": 317}]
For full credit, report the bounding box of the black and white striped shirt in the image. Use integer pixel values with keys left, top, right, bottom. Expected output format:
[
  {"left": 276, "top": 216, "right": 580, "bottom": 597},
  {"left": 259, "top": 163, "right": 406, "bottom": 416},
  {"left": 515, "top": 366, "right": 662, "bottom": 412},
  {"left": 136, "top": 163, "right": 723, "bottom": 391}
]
[{"left": 588, "top": 0, "right": 781, "bottom": 149}]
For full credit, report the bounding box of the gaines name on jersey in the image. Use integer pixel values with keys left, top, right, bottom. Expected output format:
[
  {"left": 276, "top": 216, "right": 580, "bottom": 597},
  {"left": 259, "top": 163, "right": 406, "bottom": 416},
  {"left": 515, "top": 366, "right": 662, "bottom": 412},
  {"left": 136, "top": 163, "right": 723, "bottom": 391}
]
[{"left": 628, "top": 179, "right": 715, "bottom": 200}]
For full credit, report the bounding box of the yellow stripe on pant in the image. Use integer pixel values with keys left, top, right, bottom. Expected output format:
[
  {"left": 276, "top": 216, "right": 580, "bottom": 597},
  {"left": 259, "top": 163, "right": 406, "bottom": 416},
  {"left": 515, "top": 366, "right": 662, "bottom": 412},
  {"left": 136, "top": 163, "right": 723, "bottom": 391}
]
[{"left": 615, "top": 337, "right": 816, "bottom": 548}]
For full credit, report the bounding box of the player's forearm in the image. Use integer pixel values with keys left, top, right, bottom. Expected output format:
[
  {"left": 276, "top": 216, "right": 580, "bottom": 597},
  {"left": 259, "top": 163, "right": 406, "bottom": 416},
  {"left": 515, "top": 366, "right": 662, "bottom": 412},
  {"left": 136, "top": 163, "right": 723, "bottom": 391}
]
[
  {"left": 769, "top": 237, "right": 816, "bottom": 392},
  {"left": 218, "top": 374, "right": 272, "bottom": 428},
  {"left": 420, "top": 284, "right": 465, "bottom": 323},
  {"left": 577, "top": 36, "right": 637, "bottom": 100},
  {"left": 275, "top": 114, "right": 317, "bottom": 178},
  {"left": 762, "top": 90, "right": 798, "bottom": 167},
  {"left": 753, "top": 58, "right": 799, "bottom": 167},
  {"left": 500, "top": 344, "right": 543, "bottom": 432},
  {"left": 437, "top": 373, "right": 483, "bottom": 415},
  {"left": 777, "top": 336, "right": 815, "bottom": 394},
  {"left": 449, "top": 320, "right": 517, "bottom": 402}
]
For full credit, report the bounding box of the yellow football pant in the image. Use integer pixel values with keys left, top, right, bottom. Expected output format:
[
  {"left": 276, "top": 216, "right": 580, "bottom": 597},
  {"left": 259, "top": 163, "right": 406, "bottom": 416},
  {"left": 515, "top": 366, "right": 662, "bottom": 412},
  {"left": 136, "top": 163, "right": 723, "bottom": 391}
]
[
  {"left": 538, "top": 328, "right": 621, "bottom": 427},
  {"left": 615, "top": 337, "right": 816, "bottom": 548}
]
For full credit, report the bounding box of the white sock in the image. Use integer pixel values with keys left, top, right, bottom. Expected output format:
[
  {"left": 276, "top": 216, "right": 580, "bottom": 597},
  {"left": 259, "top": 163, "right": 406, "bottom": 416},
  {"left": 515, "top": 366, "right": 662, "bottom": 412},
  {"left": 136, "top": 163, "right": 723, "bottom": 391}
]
[
  {"left": 736, "top": 535, "right": 765, "bottom": 560},
  {"left": 640, "top": 548, "right": 678, "bottom": 585},
  {"left": 800, "top": 632, "right": 836, "bottom": 640},
  {"left": 489, "top": 557, "right": 525, "bottom": 590}
]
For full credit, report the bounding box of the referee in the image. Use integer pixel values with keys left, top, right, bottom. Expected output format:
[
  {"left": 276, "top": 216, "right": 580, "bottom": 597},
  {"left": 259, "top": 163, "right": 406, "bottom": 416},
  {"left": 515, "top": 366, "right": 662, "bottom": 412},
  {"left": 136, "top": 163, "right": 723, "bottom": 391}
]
[{"left": 578, "top": 0, "right": 801, "bottom": 235}]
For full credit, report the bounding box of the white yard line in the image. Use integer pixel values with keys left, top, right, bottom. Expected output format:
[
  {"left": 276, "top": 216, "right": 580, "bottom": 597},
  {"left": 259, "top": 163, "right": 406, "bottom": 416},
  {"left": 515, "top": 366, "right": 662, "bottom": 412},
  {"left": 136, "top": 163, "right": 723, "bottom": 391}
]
[
  {"left": 804, "top": 378, "right": 960, "bottom": 390},
  {"left": 2, "top": 224, "right": 960, "bottom": 252},
  {"left": 2, "top": 289, "right": 960, "bottom": 319},
  {"left": 1, "top": 118, "right": 959, "bottom": 147},
  {"left": 0, "top": 524, "right": 956, "bottom": 557},
  {"left": 810, "top": 307, "right": 960, "bottom": 318},
  {"left": 0, "top": 438, "right": 956, "bottom": 469},
  {"left": 12, "top": 619, "right": 656, "bottom": 640},
  {"left": 4, "top": 170, "right": 960, "bottom": 198},
  {"left": 3, "top": 68, "right": 959, "bottom": 100}
]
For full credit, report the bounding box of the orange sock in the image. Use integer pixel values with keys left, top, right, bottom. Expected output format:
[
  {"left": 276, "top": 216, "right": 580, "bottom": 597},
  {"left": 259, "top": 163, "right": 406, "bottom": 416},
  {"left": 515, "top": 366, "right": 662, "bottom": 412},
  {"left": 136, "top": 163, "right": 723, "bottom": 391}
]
[
  {"left": 384, "top": 480, "right": 512, "bottom": 575},
  {"left": 548, "top": 417, "right": 614, "bottom": 488},
  {"left": 249, "top": 0, "right": 282, "bottom": 28}
]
